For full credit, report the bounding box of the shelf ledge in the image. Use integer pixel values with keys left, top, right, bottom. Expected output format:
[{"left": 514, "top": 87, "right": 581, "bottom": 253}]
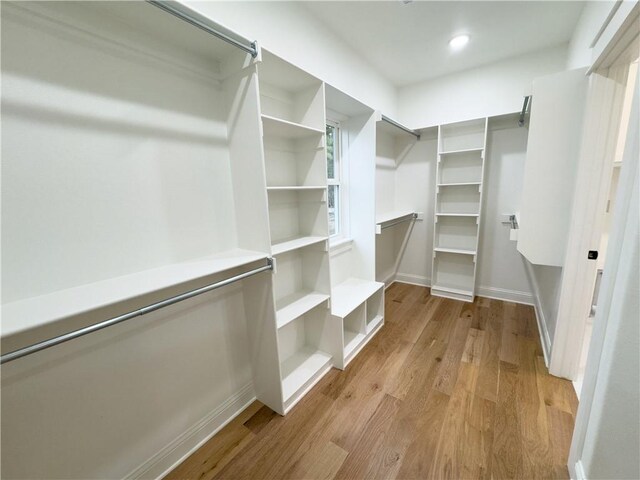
[
  {"left": 276, "top": 291, "right": 330, "bottom": 329},
  {"left": 271, "top": 236, "right": 327, "bottom": 256},
  {"left": 1, "top": 249, "right": 270, "bottom": 353},
  {"left": 261, "top": 114, "right": 325, "bottom": 139},
  {"left": 331, "top": 278, "right": 384, "bottom": 319},
  {"left": 434, "top": 247, "right": 477, "bottom": 255}
]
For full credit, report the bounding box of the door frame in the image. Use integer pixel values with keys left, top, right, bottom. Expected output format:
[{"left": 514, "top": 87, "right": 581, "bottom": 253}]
[{"left": 548, "top": 3, "right": 639, "bottom": 380}]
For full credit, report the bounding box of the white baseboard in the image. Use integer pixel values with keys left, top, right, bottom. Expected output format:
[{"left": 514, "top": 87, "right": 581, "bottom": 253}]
[
  {"left": 475, "top": 286, "right": 534, "bottom": 305},
  {"left": 126, "top": 383, "right": 256, "bottom": 480},
  {"left": 394, "top": 273, "right": 430, "bottom": 287},
  {"left": 391, "top": 274, "right": 534, "bottom": 306},
  {"left": 574, "top": 459, "right": 587, "bottom": 480},
  {"left": 531, "top": 293, "right": 552, "bottom": 367}
]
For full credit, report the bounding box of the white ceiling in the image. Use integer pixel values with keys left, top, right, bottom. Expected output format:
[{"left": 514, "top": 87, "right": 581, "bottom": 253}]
[{"left": 303, "top": 1, "right": 585, "bottom": 86}]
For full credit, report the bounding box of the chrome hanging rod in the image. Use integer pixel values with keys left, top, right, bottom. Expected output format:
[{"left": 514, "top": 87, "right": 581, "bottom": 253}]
[
  {"left": 381, "top": 115, "right": 421, "bottom": 139},
  {"left": 0, "top": 258, "right": 274, "bottom": 365},
  {"left": 146, "top": 0, "right": 258, "bottom": 58},
  {"left": 518, "top": 95, "right": 532, "bottom": 127},
  {"left": 381, "top": 213, "right": 418, "bottom": 230}
]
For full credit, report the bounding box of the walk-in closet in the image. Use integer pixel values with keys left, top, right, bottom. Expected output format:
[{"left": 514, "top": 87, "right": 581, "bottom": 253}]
[{"left": 2, "top": 1, "right": 638, "bottom": 479}]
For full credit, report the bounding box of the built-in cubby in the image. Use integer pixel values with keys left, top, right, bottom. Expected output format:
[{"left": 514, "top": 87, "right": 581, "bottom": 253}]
[
  {"left": 277, "top": 303, "right": 333, "bottom": 410},
  {"left": 434, "top": 216, "right": 479, "bottom": 253},
  {"left": 436, "top": 184, "right": 481, "bottom": 214},
  {"left": 264, "top": 135, "right": 326, "bottom": 187},
  {"left": 439, "top": 119, "right": 486, "bottom": 153},
  {"left": 366, "top": 289, "right": 384, "bottom": 333},
  {"left": 432, "top": 118, "right": 488, "bottom": 302},
  {"left": 268, "top": 189, "right": 328, "bottom": 253},
  {"left": 438, "top": 151, "right": 484, "bottom": 184},
  {"left": 343, "top": 304, "right": 366, "bottom": 359},
  {"left": 258, "top": 51, "right": 325, "bottom": 131},
  {"left": 432, "top": 252, "right": 476, "bottom": 297}
]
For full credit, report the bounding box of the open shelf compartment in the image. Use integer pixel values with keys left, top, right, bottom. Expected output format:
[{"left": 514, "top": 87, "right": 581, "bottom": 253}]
[
  {"left": 278, "top": 304, "right": 333, "bottom": 411},
  {"left": 436, "top": 184, "right": 481, "bottom": 214},
  {"left": 438, "top": 150, "right": 484, "bottom": 184},
  {"left": 269, "top": 189, "right": 328, "bottom": 253},
  {"left": 439, "top": 118, "right": 487, "bottom": 153},
  {"left": 435, "top": 216, "right": 478, "bottom": 252},
  {"left": 366, "top": 288, "right": 384, "bottom": 333},
  {"left": 264, "top": 133, "right": 327, "bottom": 187},
  {"left": 343, "top": 304, "right": 366, "bottom": 360},
  {"left": 431, "top": 252, "right": 476, "bottom": 302},
  {"left": 258, "top": 51, "right": 325, "bottom": 132}
]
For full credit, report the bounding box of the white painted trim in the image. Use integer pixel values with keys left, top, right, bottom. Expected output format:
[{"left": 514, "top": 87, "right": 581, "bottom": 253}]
[
  {"left": 574, "top": 459, "right": 587, "bottom": 480},
  {"left": 392, "top": 274, "right": 535, "bottom": 306},
  {"left": 394, "top": 273, "right": 430, "bottom": 287},
  {"left": 126, "top": 383, "right": 255, "bottom": 480},
  {"left": 329, "top": 237, "right": 353, "bottom": 256},
  {"left": 530, "top": 288, "right": 552, "bottom": 367},
  {"left": 475, "top": 285, "right": 534, "bottom": 305}
]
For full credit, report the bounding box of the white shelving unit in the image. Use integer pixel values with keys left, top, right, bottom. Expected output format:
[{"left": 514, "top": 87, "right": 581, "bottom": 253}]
[
  {"left": 331, "top": 278, "right": 385, "bottom": 369},
  {"left": 431, "top": 118, "right": 488, "bottom": 302},
  {"left": 255, "top": 51, "right": 334, "bottom": 414}
]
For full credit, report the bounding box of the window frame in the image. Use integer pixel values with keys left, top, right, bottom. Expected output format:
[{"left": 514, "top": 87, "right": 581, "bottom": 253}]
[{"left": 326, "top": 117, "right": 349, "bottom": 243}]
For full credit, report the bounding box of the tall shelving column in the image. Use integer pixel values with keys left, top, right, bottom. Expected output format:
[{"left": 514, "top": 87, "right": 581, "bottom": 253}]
[
  {"left": 431, "top": 118, "right": 488, "bottom": 302},
  {"left": 255, "top": 51, "right": 337, "bottom": 415}
]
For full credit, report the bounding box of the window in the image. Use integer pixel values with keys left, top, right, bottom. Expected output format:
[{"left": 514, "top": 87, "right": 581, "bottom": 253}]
[{"left": 326, "top": 122, "right": 341, "bottom": 237}]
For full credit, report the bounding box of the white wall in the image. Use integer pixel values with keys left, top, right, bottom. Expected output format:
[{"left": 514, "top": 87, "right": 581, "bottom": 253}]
[
  {"left": 185, "top": 1, "right": 397, "bottom": 117},
  {"left": 398, "top": 45, "right": 569, "bottom": 128}
]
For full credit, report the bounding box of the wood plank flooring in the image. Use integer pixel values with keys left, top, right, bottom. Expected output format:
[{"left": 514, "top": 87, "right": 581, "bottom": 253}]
[{"left": 165, "top": 284, "right": 578, "bottom": 480}]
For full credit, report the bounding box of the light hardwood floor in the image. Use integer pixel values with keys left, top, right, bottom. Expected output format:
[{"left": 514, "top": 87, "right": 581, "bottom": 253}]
[{"left": 165, "top": 284, "right": 578, "bottom": 480}]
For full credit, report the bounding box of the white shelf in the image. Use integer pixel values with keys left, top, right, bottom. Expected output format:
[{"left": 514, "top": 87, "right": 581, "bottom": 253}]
[
  {"left": 439, "top": 147, "right": 484, "bottom": 155},
  {"left": 431, "top": 284, "right": 473, "bottom": 297},
  {"left": 344, "top": 330, "right": 366, "bottom": 357},
  {"left": 272, "top": 236, "right": 326, "bottom": 256},
  {"left": 331, "top": 278, "right": 384, "bottom": 318},
  {"left": 437, "top": 182, "right": 481, "bottom": 187},
  {"left": 1, "top": 249, "right": 269, "bottom": 351},
  {"left": 281, "top": 346, "right": 332, "bottom": 402},
  {"left": 267, "top": 186, "right": 327, "bottom": 191},
  {"left": 276, "top": 291, "right": 330, "bottom": 329},
  {"left": 376, "top": 210, "right": 415, "bottom": 225},
  {"left": 366, "top": 314, "right": 384, "bottom": 334},
  {"left": 434, "top": 247, "right": 477, "bottom": 255},
  {"left": 435, "top": 213, "right": 479, "bottom": 217},
  {"left": 262, "top": 114, "right": 325, "bottom": 139}
]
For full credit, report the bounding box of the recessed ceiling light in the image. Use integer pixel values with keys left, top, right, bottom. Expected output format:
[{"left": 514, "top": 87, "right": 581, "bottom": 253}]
[{"left": 449, "top": 34, "right": 470, "bottom": 50}]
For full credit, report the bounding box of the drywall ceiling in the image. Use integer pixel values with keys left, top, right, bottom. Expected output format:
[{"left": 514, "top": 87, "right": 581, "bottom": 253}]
[{"left": 303, "top": 1, "right": 585, "bottom": 86}]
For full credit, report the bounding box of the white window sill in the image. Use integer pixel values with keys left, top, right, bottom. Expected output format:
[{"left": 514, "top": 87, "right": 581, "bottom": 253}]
[{"left": 329, "top": 237, "right": 353, "bottom": 256}]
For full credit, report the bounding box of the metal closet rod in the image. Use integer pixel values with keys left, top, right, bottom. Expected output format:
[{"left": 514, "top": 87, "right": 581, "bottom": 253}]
[
  {"left": 0, "top": 258, "right": 274, "bottom": 365},
  {"left": 381, "top": 213, "right": 418, "bottom": 230},
  {"left": 518, "top": 95, "right": 532, "bottom": 127},
  {"left": 146, "top": 0, "right": 258, "bottom": 58},
  {"left": 381, "top": 115, "right": 421, "bottom": 139}
]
